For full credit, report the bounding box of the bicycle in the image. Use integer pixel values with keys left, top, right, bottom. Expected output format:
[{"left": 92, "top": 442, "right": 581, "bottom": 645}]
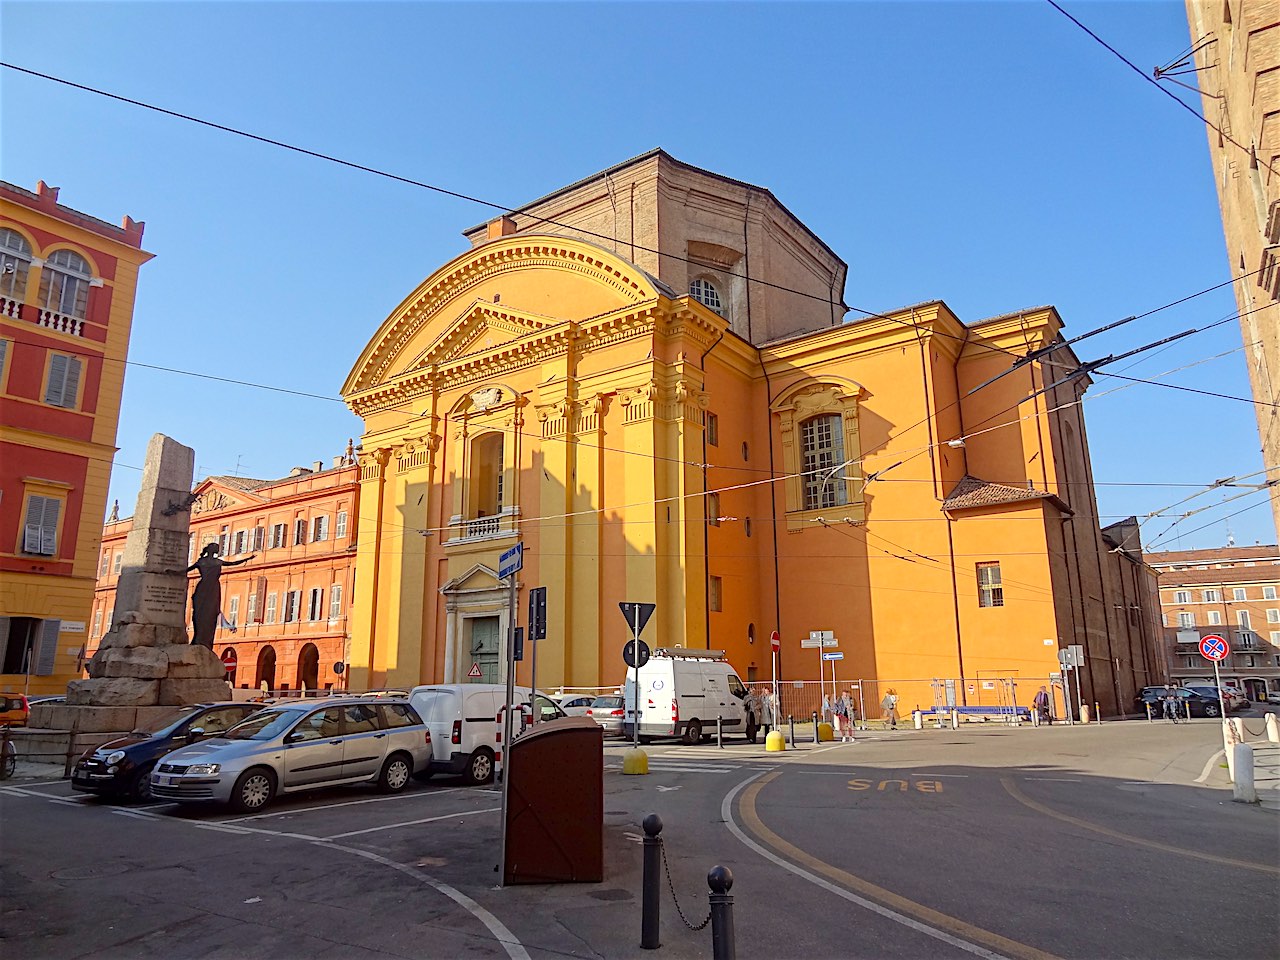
[{"left": 0, "top": 723, "right": 16, "bottom": 780}]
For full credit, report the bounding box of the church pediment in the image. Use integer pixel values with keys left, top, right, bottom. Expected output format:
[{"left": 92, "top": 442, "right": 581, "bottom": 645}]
[
  {"left": 440, "top": 564, "right": 503, "bottom": 594},
  {"left": 402, "top": 300, "right": 560, "bottom": 374},
  {"left": 190, "top": 476, "right": 269, "bottom": 517}
]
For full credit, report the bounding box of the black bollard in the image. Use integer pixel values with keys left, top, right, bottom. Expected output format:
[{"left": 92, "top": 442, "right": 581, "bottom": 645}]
[
  {"left": 788, "top": 714, "right": 795, "bottom": 747},
  {"left": 708, "top": 865, "right": 736, "bottom": 960},
  {"left": 641, "top": 814, "right": 662, "bottom": 949},
  {"left": 812, "top": 711, "right": 819, "bottom": 744},
  {"left": 717, "top": 714, "right": 724, "bottom": 748}
]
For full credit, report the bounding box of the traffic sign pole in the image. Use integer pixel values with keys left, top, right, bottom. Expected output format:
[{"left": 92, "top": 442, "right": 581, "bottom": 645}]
[
  {"left": 632, "top": 605, "right": 641, "bottom": 751},
  {"left": 498, "top": 542, "right": 523, "bottom": 886}
]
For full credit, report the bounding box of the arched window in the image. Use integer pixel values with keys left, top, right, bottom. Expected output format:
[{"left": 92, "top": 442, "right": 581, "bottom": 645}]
[
  {"left": 689, "top": 277, "right": 723, "bottom": 315},
  {"left": 297, "top": 643, "right": 320, "bottom": 692},
  {"left": 38, "top": 248, "right": 92, "bottom": 318},
  {"left": 801, "top": 414, "right": 848, "bottom": 510},
  {"left": 256, "top": 645, "right": 277, "bottom": 693},
  {"left": 0, "top": 228, "right": 32, "bottom": 299}
]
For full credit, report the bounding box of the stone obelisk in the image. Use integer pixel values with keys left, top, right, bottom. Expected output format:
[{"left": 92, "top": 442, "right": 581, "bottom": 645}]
[{"left": 68, "top": 433, "right": 229, "bottom": 708}]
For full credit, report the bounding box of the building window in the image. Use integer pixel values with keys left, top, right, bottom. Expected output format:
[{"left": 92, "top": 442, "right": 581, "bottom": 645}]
[
  {"left": 99, "top": 552, "right": 110, "bottom": 577},
  {"left": 1178, "top": 612, "right": 1196, "bottom": 628},
  {"left": 977, "top": 562, "right": 1004, "bottom": 608},
  {"left": 1237, "top": 610, "right": 1251, "bottom": 629},
  {"left": 1268, "top": 609, "right": 1280, "bottom": 624},
  {"left": 0, "top": 228, "right": 32, "bottom": 299},
  {"left": 801, "top": 414, "right": 848, "bottom": 510},
  {"left": 1203, "top": 589, "right": 1221, "bottom": 603},
  {"left": 264, "top": 592, "right": 278, "bottom": 625},
  {"left": 283, "top": 591, "right": 301, "bottom": 623},
  {"left": 112, "top": 552, "right": 122, "bottom": 575},
  {"left": 1208, "top": 610, "right": 1221, "bottom": 625},
  {"left": 1263, "top": 586, "right": 1277, "bottom": 600},
  {"left": 1161, "top": 613, "right": 1168, "bottom": 627},
  {"left": 329, "top": 584, "right": 342, "bottom": 620},
  {"left": 252, "top": 526, "right": 265, "bottom": 551},
  {"left": 246, "top": 590, "right": 258, "bottom": 625},
  {"left": 689, "top": 277, "right": 723, "bottom": 315},
  {"left": 745, "top": 517, "right": 752, "bottom": 537},
  {"left": 707, "top": 413, "right": 719, "bottom": 447},
  {"left": 1271, "top": 631, "right": 1280, "bottom": 643},
  {"left": 1184, "top": 657, "right": 1197, "bottom": 669},
  {"left": 470, "top": 432, "right": 504, "bottom": 519},
  {"left": 22, "top": 494, "right": 61, "bottom": 555},
  {"left": 307, "top": 587, "right": 324, "bottom": 621},
  {"left": 38, "top": 249, "right": 92, "bottom": 318},
  {"left": 218, "top": 526, "right": 230, "bottom": 555},
  {"left": 709, "top": 575, "right": 723, "bottom": 612},
  {"left": 92, "top": 607, "right": 103, "bottom": 637},
  {"left": 44, "top": 353, "right": 82, "bottom": 408},
  {"left": 233, "top": 530, "right": 247, "bottom": 555},
  {"left": 270, "top": 523, "right": 286, "bottom": 549},
  {"left": 294, "top": 518, "right": 307, "bottom": 546},
  {"left": 336, "top": 511, "right": 348, "bottom": 539},
  {"left": 312, "top": 515, "right": 329, "bottom": 543},
  {"left": 1173, "top": 590, "right": 1191, "bottom": 604},
  {"left": 1232, "top": 588, "right": 1247, "bottom": 601},
  {"left": 707, "top": 492, "right": 721, "bottom": 527},
  {"left": 227, "top": 596, "right": 240, "bottom": 629}
]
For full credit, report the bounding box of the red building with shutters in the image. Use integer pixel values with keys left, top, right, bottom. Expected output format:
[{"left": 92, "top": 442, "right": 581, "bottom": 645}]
[
  {"left": 89, "top": 452, "right": 361, "bottom": 694},
  {"left": 0, "top": 181, "right": 152, "bottom": 694}
]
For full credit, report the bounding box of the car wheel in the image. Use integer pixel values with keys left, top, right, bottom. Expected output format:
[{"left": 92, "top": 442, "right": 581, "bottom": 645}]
[
  {"left": 230, "top": 767, "right": 276, "bottom": 813},
  {"left": 746, "top": 722, "right": 758, "bottom": 744},
  {"left": 465, "top": 748, "right": 494, "bottom": 785},
  {"left": 683, "top": 719, "right": 702, "bottom": 745},
  {"left": 378, "top": 753, "right": 412, "bottom": 793},
  {"left": 1203, "top": 703, "right": 1220, "bottom": 718},
  {"left": 128, "top": 764, "right": 155, "bottom": 803}
]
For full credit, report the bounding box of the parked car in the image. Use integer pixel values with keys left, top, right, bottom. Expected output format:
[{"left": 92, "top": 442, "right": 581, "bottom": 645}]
[
  {"left": 407, "top": 684, "right": 567, "bottom": 785},
  {"left": 1135, "top": 686, "right": 1222, "bottom": 718},
  {"left": 1183, "top": 685, "right": 1245, "bottom": 712},
  {"left": 72, "top": 702, "right": 260, "bottom": 801},
  {"left": 0, "top": 693, "right": 30, "bottom": 727},
  {"left": 585, "top": 695, "right": 625, "bottom": 737},
  {"left": 553, "top": 693, "right": 597, "bottom": 717},
  {"left": 149, "top": 696, "right": 431, "bottom": 812},
  {"left": 1265, "top": 692, "right": 1280, "bottom": 706}
]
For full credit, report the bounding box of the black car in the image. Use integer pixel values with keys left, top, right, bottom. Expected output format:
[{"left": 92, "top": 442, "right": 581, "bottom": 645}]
[
  {"left": 1135, "top": 686, "right": 1222, "bottom": 719},
  {"left": 72, "top": 702, "right": 260, "bottom": 801}
]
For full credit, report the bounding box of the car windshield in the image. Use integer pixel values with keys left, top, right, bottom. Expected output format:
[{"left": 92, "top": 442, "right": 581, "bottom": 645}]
[
  {"left": 223, "top": 708, "right": 305, "bottom": 741},
  {"left": 591, "top": 696, "right": 623, "bottom": 708},
  {"left": 131, "top": 706, "right": 200, "bottom": 737}
]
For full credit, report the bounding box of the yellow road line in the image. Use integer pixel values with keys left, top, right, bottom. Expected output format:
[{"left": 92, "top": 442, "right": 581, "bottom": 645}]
[
  {"left": 1000, "top": 777, "right": 1280, "bottom": 876},
  {"left": 732, "top": 771, "right": 1062, "bottom": 960}
]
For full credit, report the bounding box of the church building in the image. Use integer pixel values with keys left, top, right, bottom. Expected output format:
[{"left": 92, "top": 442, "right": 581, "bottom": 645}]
[{"left": 341, "top": 150, "right": 1161, "bottom": 718}]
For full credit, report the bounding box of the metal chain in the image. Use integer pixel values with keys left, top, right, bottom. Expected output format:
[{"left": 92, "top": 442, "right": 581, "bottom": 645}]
[{"left": 660, "top": 844, "right": 712, "bottom": 931}]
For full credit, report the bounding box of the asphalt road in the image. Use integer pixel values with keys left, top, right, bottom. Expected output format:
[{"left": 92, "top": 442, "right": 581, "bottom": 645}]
[{"left": 2, "top": 713, "right": 1277, "bottom": 960}]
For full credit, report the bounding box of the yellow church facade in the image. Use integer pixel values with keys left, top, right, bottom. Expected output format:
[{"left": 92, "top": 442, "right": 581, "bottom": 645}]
[{"left": 341, "top": 152, "right": 1161, "bottom": 717}]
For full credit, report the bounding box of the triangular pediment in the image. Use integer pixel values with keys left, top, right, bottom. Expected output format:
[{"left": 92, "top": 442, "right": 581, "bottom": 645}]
[
  {"left": 190, "top": 476, "right": 270, "bottom": 518},
  {"left": 440, "top": 563, "right": 502, "bottom": 594},
  {"left": 399, "top": 300, "right": 559, "bottom": 375}
]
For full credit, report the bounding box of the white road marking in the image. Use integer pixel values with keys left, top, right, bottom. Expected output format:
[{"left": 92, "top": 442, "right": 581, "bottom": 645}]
[
  {"left": 222, "top": 786, "right": 464, "bottom": 822},
  {"left": 722, "top": 773, "right": 1011, "bottom": 960},
  {"left": 1, "top": 786, "right": 90, "bottom": 806},
  {"left": 1024, "top": 778, "right": 1079, "bottom": 782},
  {"left": 656, "top": 785, "right": 682, "bottom": 792},
  {"left": 321, "top": 806, "right": 500, "bottom": 840},
  {"left": 1195, "top": 748, "right": 1225, "bottom": 784}
]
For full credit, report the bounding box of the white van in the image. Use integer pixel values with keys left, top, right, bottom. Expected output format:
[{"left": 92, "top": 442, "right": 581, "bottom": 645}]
[
  {"left": 407, "top": 684, "right": 565, "bottom": 784},
  {"left": 623, "top": 648, "right": 756, "bottom": 745}
]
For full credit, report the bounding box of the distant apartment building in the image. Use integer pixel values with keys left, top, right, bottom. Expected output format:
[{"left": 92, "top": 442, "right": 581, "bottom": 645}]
[
  {"left": 0, "top": 180, "right": 151, "bottom": 695},
  {"left": 1145, "top": 543, "right": 1280, "bottom": 700},
  {"left": 1184, "top": 1, "right": 1280, "bottom": 534},
  {"left": 90, "top": 452, "right": 360, "bottom": 694}
]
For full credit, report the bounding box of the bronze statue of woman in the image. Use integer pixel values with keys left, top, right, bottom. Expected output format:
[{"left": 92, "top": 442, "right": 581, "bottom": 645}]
[{"left": 186, "top": 543, "right": 255, "bottom": 648}]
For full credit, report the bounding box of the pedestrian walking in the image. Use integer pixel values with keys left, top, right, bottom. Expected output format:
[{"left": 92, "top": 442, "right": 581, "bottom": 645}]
[
  {"left": 881, "top": 691, "right": 897, "bottom": 728},
  {"left": 839, "top": 692, "right": 856, "bottom": 742},
  {"left": 758, "top": 686, "right": 775, "bottom": 735},
  {"left": 1161, "top": 684, "right": 1180, "bottom": 723},
  {"left": 1033, "top": 686, "right": 1051, "bottom": 725}
]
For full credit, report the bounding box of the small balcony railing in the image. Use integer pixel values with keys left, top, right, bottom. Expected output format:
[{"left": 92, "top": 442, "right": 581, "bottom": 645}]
[{"left": 36, "top": 307, "right": 85, "bottom": 337}]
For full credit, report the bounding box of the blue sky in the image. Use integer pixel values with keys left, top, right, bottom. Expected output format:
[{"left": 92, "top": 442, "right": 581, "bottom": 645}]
[{"left": 2, "top": 1, "right": 1273, "bottom": 550}]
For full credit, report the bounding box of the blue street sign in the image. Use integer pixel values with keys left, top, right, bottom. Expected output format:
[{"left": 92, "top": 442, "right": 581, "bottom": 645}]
[
  {"left": 822, "top": 652, "right": 844, "bottom": 661},
  {"left": 498, "top": 542, "right": 524, "bottom": 580},
  {"left": 1199, "top": 633, "right": 1228, "bottom": 662}
]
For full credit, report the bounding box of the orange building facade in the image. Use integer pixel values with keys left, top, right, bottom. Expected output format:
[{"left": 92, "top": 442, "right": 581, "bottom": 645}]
[
  {"left": 90, "top": 454, "right": 360, "bottom": 694},
  {"left": 339, "top": 151, "right": 1164, "bottom": 719},
  {"left": 0, "top": 180, "right": 151, "bottom": 695}
]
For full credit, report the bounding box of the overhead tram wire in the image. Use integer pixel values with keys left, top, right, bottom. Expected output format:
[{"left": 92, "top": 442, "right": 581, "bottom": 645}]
[
  {"left": 1043, "top": 0, "right": 1277, "bottom": 178},
  {"left": 1146, "top": 495, "right": 1274, "bottom": 550}
]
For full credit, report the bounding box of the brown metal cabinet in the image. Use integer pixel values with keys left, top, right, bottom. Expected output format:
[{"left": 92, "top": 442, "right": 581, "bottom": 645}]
[{"left": 503, "top": 716, "right": 603, "bottom": 884}]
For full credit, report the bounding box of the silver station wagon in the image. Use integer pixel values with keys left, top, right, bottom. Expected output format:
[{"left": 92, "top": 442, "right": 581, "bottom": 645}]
[{"left": 150, "top": 697, "right": 432, "bottom": 812}]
